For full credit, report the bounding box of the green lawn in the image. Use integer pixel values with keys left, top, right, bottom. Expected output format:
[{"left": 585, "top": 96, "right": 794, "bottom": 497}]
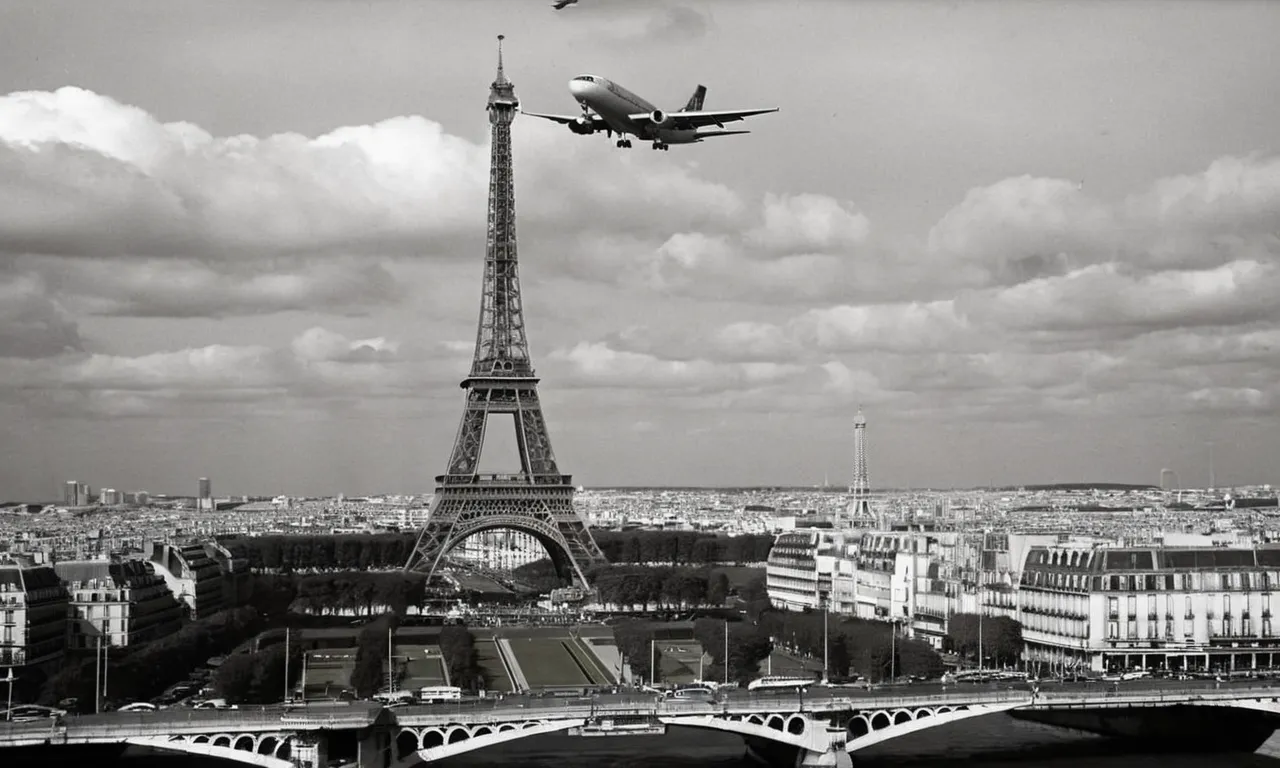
[
  {"left": 398, "top": 644, "right": 448, "bottom": 689},
  {"left": 507, "top": 637, "right": 591, "bottom": 689},
  {"left": 474, "top": 639, "right": 514, "bottom": 693},
  {"left": 301, "top": 650, "right": 354, "bottom": 698}
]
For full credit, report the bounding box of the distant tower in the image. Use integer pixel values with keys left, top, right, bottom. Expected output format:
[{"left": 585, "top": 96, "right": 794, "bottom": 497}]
[
  {"left": 1160, "top": 468, "right": 1176, "bottom": 491},
  {"left": 846, "top": 408, "right": 873, "bottom": 527},
  {"left": 198, "top": 477, "right": 212, "bottom": 510}
]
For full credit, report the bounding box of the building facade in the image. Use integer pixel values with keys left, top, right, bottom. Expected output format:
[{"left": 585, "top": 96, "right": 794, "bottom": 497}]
[
  {"left": 1021, "top": 544, "right": 1280, "bottom": 674},
  {"left": 54, "top": 559, "right": 184, "bottom": 649},
  {"left": 0, "top": 556, "right": 69, "bottom": 673},
  {"left": 766, "top": 523, "right": 1280, "bottom": 674},
  {"left": 142, "top": 541, "right": 226, "bottom": 619}
]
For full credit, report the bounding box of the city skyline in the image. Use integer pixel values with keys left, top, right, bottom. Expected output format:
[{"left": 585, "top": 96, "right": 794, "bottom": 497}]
[{"left": 2, "top": 1, "right": 1279, "bottom": 498}]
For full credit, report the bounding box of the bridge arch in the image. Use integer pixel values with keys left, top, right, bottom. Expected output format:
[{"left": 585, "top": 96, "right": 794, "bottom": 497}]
[
  {"left": 843, "top": 701, "right": 1026, "bottom": 752},
  {"left": 124, "top": 736, "right": 293, "bottom": 768},
  {"left": 396, "top": 730, "right": 421, "bottom": 760},
  {"left": 409, "top": 718, "right": 588, "bottom": 764}
]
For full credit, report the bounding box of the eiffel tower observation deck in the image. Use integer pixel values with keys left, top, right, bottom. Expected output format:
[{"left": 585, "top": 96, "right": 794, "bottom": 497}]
[{"left": 404, "top": 37, "right": 607, "bottom": 590}]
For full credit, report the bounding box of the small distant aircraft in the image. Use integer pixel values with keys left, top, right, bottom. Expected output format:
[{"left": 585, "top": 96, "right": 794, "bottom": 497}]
[
  {"left": 552, "top": 0, "right": 578, "bottom": 9},
  {"left": 522, "top": 74, "right": 779, "bottom": 150}
]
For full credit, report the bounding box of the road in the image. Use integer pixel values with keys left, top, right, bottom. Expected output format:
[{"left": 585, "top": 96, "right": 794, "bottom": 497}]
[{"left": 5, "top": 676, "right": 1279, "bottom": 736}]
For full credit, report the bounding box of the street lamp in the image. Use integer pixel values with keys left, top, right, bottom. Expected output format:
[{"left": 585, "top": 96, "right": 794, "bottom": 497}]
[
  {"left": 977, "top": 581, "right": 984, "bottom": 672},
  {"left": 821, "top": 593, "right": 829, "bottom": 685},
  {"left": 4, "top": 667, "right": 16, "bottom": 720}
]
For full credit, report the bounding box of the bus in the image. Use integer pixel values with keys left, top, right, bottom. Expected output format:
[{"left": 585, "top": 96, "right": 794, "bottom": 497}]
[
  {"left": 746, "top": 676, "right": 814, "bottom": 692},
  {"left": 418, "top": 685, "right": 463, "bottom": 704}
]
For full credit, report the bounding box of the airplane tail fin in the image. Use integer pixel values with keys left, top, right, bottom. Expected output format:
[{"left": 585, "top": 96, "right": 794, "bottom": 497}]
[{"left": 682, "top": 85, "right": 707, "bottom": 112}]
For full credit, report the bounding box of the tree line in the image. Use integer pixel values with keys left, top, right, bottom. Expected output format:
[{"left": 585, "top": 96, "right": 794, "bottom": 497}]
[
  {"left": 38, "top": 606, "right": 263, "bottom": 708},
  {"left": 514, "top": 562, "right": 736, "bottom": 607},
  {"left": 289, "top": 571, "right": 430, "bottom": 616},
  {"left": 218, "top": 529, "right": 775, "bottom": 573},
  {"left": 756, "top": 608, "right": 945, "bottom": 682}
]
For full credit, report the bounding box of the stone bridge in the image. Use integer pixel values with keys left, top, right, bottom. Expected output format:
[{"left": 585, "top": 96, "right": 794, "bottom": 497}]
[{"left": 5, "top": 686, "right": 1280, "bottom": 768}]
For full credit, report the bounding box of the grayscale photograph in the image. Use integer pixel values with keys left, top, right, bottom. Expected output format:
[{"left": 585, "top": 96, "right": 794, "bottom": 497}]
[{"left": 1, "top": 1, "right": 1279, "bottom": 768}]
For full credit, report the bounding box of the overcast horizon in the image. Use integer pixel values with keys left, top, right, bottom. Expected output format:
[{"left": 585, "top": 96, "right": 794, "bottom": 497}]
[{"left": 2, "top": 0, "right": 1278, "bottom": 500}]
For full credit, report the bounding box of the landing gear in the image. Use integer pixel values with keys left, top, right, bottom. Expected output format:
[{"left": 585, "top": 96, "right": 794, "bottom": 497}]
[
  {"left": 615, "top": 139, "right": 632, "bottom": 148},
  {"left": 651, "top": 141, "right": 669, "bottom": 151}
]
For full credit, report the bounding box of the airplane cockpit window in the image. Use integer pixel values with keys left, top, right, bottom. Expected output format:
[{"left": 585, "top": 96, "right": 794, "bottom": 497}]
[{"left": 573, "top": 76, "right": 595, "bottom": 83}]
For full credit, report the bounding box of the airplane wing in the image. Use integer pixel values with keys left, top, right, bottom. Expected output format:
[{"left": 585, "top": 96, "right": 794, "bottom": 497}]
[
  {"left": 693, "top": 130, "right": 751, "bottom": 141},
  {"left": 521, "top": 110, "right": 608, "bottom": 129},
  {"left": 627, "top": 107, "right": 779, "bottom": 130},
  {"left": 552, "top": 0, "right": 577, "bottom": 9}
]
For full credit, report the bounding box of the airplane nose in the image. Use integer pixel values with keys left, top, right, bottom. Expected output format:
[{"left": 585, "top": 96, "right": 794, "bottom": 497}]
[{"left": 568, "top": 79, "right": 590, "bottom": 97}]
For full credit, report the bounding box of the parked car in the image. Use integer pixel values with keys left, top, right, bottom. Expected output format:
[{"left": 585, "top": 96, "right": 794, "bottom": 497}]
[
  {"left": 4, "top": 705, "right": 66, "bottom": 722},
  {"left": 117, "top": 702, "right": 159, "bottom": 713}
]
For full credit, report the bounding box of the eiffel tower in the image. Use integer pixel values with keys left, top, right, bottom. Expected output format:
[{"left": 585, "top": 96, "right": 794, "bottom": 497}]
[
  {"left": 845, "top": 407, "right": 875, "bottom": 528},
  {"left": 404, "top": 36, "right": 607, "bottom": 590}
]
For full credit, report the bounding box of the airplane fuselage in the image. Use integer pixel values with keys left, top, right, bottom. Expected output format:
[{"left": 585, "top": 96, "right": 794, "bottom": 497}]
[{"left": 569, "top": 75, "right": 702, "bottom": 144}]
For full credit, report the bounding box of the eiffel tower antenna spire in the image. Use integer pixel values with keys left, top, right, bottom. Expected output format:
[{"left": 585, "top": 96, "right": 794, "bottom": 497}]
[
  {"left": 495, "top": 34, "right": 507, "bottom": 83},
  {"left": 405, "top": 37, "right": 606, "bottom": 591}
]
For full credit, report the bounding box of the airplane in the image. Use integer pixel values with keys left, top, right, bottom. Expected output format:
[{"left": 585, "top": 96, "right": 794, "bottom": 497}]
[
  {"left": 522, "top": 75, "right": 779, "bottom": 150},
  {"left": 552, "top": 0, "right": 578, "bottom": 8}
]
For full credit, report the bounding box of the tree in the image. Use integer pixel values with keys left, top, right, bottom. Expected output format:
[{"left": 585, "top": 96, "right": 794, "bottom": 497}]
[
  {"left": 213, "top": 654, "right": 259, "bottom": 703},
  {"left": 694, "top": 618, "right": 772, "bottom": 685},
  {"left": 348, "top": 614, "right": 397, "bottom": 698},
  {"left": 612, "top": 620, "right": 661, "bottom": 683},
  {"left": 739, "top": 575, "right": 768, "bottom": 604},
  {"left": 945, "top": 614, "right": 1023, "bottom": 667},
  {"left": 439, "top": 624, "right": 485, "bottom": 691},
  {"left": 707, "top": 572, "right": 730, "bottom": 606}
]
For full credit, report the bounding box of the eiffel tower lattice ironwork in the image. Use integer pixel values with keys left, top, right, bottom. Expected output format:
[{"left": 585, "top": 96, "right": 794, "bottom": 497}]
[
  {"left": 404, "top": 36, "right": 606, "bottom": 590},
  {"left": 845, "top": 407, "right": 875, "bottom": 528}
]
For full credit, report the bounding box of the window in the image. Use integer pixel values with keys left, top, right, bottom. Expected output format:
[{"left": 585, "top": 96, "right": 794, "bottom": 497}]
[
  {"left": 1108, "top": 621, "right": 1119, "bottom": 639},
  {"left": 1185, "top": 595, "right": 1194, "bottom": 619},
  {"left": 1108, "top": 596, "right": 1119, "bottom": 618},
  {"left": 1127, "top": 595, "right": 1137, "bottom": 618}
]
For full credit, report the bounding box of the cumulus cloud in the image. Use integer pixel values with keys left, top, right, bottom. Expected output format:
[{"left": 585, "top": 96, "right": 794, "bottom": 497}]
[
  {"left": 3, "top": 81, "right": 1280, "bottom": 467},
  {"left": 0, "top": 325, "right": 465, "bottom": 420},
  {"left": 0, "top": 86, "right": 744, "bottom": 319},
  {"left": 0, "top": 273, "right": 83, "bottom": 358},
  {"left": 546, "top": 151, "right": 1280, "bottom": 426}
]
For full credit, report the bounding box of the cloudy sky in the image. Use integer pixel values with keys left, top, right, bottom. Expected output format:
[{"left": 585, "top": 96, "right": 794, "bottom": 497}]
[{"left": 1, "top": 0, "right": 1278, "bottom": 499}]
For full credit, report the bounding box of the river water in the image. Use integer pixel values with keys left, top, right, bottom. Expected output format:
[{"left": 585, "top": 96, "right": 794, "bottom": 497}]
[{"left": 40, "top": 715, "right": 1276, "bottom": 768}]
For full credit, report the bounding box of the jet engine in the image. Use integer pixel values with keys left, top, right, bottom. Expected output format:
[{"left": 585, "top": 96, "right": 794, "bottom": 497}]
[
  {"left": 569, "top": 116, "right": 595, "bottom": 135},
  {"left": 648, "top": 109, "right": 674, "bottom": 128}
]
